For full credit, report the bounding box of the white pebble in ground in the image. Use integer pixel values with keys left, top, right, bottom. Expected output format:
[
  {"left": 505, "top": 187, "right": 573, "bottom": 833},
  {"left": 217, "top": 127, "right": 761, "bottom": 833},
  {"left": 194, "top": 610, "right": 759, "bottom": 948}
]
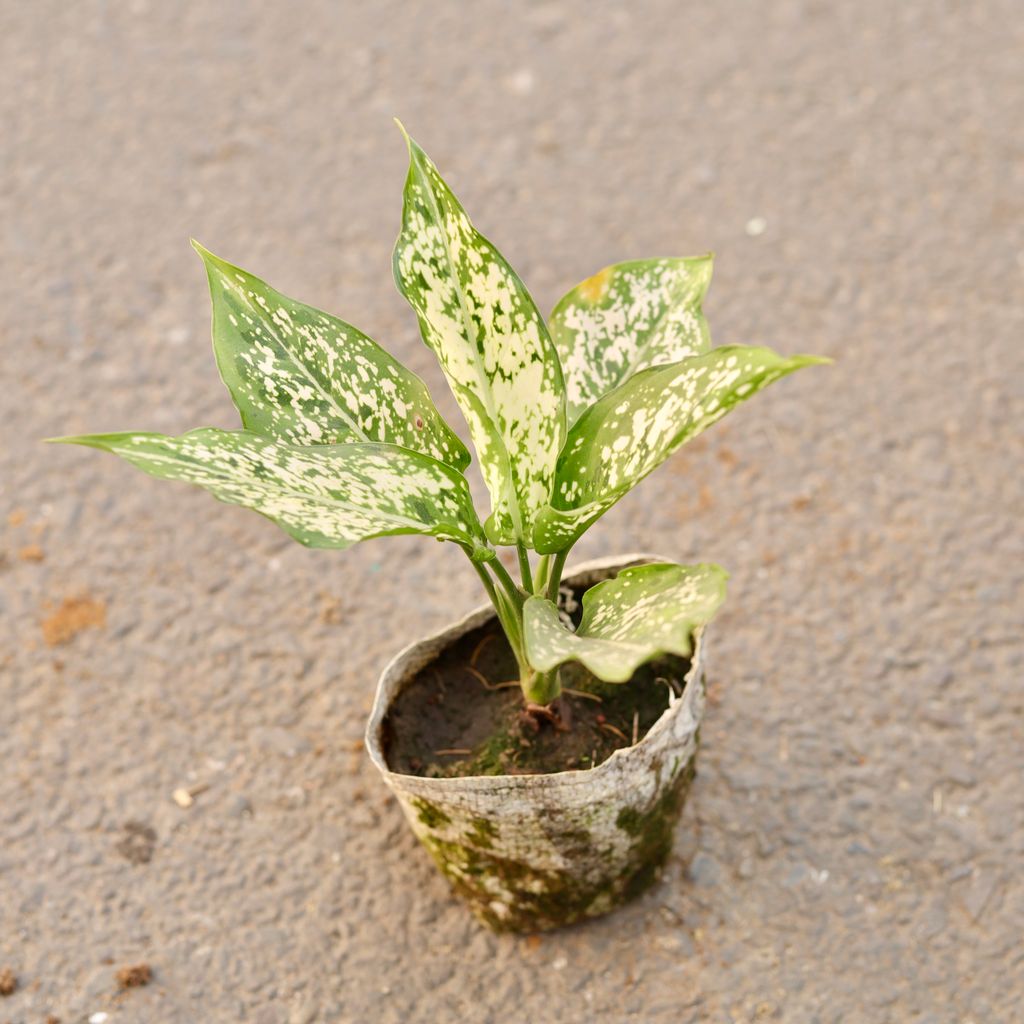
[
  {"left": 745, "top": 216, "right": 768, "bottom": 236},
  {"left": 505, "top": 68, "right": 535, "bottom": 94}
]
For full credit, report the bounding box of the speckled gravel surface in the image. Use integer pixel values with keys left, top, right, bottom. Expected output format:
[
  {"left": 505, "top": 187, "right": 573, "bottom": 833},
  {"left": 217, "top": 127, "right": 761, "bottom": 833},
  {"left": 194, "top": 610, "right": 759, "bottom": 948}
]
[{"left": 3, "top": 2, "right": 1022, "bottom": 1022}]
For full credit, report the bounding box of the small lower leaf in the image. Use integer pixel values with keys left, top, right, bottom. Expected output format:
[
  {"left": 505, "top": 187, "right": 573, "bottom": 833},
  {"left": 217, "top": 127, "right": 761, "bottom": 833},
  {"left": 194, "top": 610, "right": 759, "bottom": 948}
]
[
  {"left": 51, "top": 429, "right": 489, "bottom": 556},
  {"left": 524, "top": 562, "right": 727, "bottom": 683}
]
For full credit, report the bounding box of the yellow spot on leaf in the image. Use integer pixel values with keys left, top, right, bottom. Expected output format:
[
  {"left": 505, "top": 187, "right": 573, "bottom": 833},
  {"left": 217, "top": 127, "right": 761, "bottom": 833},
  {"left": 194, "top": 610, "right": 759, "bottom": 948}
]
[{"left": 576, "top": 266, "right": 612, "bottom": 303}]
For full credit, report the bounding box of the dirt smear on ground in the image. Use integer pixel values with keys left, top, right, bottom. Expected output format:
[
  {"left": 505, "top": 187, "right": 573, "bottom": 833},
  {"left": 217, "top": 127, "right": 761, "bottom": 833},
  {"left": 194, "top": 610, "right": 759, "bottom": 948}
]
[{"left": 40, "top": 594, "right": 106, "bottom": 646}]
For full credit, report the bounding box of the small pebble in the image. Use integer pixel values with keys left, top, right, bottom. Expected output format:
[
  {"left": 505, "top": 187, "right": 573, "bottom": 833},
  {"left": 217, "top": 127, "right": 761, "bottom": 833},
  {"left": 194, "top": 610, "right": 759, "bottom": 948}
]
[
  {"left": 116, "top": 963, "right": 152, "bottom": 988},
  {"left": 688, "top": 852, "right": 721, "bottom": 887},
  {"left": 172, "top": 788, "right": 194, "bottom": 808},
  {"left": 283, "top": 785, "right": 307, "bottom": 808},
  {"left": 505, "top": 68, "right": 535, "bottom": 95},
  {"left": 745, "top": 216, "right": 767, "bottom": 237}
]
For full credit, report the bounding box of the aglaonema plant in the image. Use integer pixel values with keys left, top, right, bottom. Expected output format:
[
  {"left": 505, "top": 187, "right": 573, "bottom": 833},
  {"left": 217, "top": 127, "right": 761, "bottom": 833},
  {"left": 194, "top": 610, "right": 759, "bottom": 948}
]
[{"left": 51, "top": 124, "right": 827, "bottom": 712}]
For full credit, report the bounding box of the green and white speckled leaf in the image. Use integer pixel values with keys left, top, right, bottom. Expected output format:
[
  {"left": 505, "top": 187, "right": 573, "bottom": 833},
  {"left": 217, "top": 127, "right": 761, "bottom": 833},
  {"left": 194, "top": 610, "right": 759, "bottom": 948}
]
[
  {"left": 534, "top": 346, "right": 828, "bottom": 553},
  {"left": 51, "top": 429, "right": 489, "bottom": 556},
  {"left": 550, "top": 256, "right": 713, "bottom": 424},
  {"left": 194, "top": 242, "right": 469, "bottom": 469},
  {"left": 524, "top": 562, "right": 727, "bottom": 683},
  {"left": 392, "top": 127, "right": 566, "bottom": 546}
]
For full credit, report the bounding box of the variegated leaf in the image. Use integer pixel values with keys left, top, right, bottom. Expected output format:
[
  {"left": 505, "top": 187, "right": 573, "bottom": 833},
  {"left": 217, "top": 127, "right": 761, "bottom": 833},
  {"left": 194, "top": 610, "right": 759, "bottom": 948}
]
[
  {"left": 50, "top": 429, "right": 489, "bottom": 557},
  {"left": 524, "top": 562, "right": 727, "bottom": 682},
  {"left": 550, "top": 256, "right": 713, "bottom": 424},
  {"left": 194, "top": 242, "right": 469, "bottom": 469},
  {"left": 392, "top": 126, "right": 566, "bottom": 546},
  {"left": 534, "top": 346, "right": 828, "bottom": 553}
]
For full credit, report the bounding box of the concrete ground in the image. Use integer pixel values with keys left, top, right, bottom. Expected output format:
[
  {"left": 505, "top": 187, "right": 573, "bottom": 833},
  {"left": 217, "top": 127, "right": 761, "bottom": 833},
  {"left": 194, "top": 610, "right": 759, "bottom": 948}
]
[{"left": 3, "top": 2, "right": 1022, "bottom": 1021}]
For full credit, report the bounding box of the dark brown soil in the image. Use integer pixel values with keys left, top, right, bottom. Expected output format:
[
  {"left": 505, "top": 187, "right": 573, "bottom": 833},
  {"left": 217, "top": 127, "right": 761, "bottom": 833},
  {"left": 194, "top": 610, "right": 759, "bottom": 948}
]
[
  {"left": 116, "top": 963, "right": 152, "bottom": 989},
  {"left": 0, "top": 967, "right": 16, "bottom": 996},
  {"left": 383, "top": 582, "right": 692, "bottom": 778},
  {"left": 116, "top": 821, "right": 157, "bottom": 865}
]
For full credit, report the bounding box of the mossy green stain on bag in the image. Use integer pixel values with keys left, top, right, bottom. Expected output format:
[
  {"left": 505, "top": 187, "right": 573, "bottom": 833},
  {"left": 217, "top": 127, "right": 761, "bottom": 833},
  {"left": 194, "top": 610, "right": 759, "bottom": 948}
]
[
  {"left": 412, "top": 798, "right": 451, "bottom": 830},
  {"left": 417, "top": 751, "right": 697, "bottom": 933},
  {"left": 466, "top": 817, "right": 499, "bottom": 848}
]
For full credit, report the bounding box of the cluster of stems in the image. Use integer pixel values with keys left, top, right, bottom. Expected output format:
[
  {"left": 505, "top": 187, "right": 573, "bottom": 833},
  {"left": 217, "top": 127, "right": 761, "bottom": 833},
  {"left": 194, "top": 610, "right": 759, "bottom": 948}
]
[{"left": 460, "top": 542, "right": 572, "bottom": 706}]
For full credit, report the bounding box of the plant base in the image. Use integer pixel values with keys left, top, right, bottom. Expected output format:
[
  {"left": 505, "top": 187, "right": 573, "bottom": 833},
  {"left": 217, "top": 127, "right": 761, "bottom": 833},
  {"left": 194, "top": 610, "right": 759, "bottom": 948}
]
[{"left": 365, "top": 554, "right": 707, "bottom": 932}]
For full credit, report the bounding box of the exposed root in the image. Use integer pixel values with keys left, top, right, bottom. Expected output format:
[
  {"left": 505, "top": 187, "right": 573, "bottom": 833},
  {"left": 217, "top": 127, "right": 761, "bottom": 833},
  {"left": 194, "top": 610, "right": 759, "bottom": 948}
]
[
  {"left": 562, "top": 687, "right": 602, "bottom": 703},
  {"left": 555, "top": 695, "right": 572, "bottom": 732},
  {"left": 469, "top": 633, "right": 494, "bottom": 667},
  {"left": 599, "top": 721, "right": 630, "bottom": 743},
  {"left": 520, "top": 699, "right": 571, "bottom": 734},
  {"left": 465, "top": 666, "right": 520, "bottom": 691}
]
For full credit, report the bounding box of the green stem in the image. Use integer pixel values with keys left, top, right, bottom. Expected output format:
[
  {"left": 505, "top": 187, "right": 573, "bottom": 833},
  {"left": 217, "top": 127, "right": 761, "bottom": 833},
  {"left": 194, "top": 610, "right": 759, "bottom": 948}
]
[
  {"left": 546, "top": 548, "right": 571, "bottom": 603},
  {"left": 468, "top": 555, "right": 527, "bottom": 669},
  {"left": 489, "top": 556, "right": 525, "bottom": 609},
  {"left": 469, "top": 556, "right": 502, "bottom": 612},
  {"left": 462, "top": 547, "right": 564, "bottom": 706},
  {"left": 535, "top": 553, "right": 552, "bottom": 594},
  {"left": 522, "top": 666, "right": 562, "bottom": 705},
  {"left": 516, "top": 542, "right": 534, "bottom": 593}
]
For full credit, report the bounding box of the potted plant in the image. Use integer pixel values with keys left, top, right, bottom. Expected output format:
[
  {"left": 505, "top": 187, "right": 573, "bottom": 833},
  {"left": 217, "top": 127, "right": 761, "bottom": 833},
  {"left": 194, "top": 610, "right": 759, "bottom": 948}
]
[{"left": 51, "top": 125, "right": 827, "bottom": 932}]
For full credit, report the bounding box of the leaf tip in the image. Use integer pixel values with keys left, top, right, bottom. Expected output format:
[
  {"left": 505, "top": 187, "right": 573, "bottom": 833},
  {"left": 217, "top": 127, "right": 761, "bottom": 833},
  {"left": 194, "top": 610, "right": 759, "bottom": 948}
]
[
  {"left": 393, "top": 117, "right": 412, "bottom": 150},
  {"left": 190, "top": 237, "right": 216, "bottom": 263},
  {"left": 42, "top": 434, "right": 105, "bottom": 450},
  {"left": 190, "top": 238, "right": 223, "bottom": 270}
]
